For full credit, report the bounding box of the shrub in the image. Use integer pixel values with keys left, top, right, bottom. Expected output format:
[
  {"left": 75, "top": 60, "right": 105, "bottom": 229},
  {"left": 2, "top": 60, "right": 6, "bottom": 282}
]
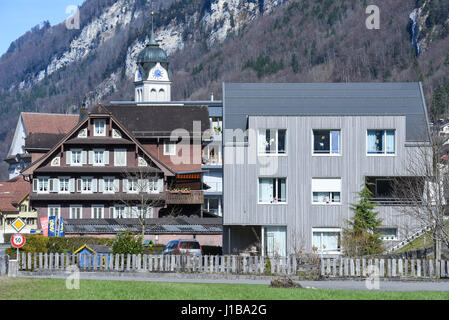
[
  {"left": 5, "top": 234, "right": 115, "bottom": 258},
  {"left": 112, "top": 230, "right": 144, "bottom": 255}
]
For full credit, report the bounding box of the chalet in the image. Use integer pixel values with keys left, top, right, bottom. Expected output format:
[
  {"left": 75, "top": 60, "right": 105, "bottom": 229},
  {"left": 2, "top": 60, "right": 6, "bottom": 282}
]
[{"left": 19, "top": 26, "right": 223, "bottom": 245}]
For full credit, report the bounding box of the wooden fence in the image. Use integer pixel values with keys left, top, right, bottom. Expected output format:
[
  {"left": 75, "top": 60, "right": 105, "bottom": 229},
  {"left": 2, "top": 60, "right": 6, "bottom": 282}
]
[
  {"left": 17, "top": 253, "right": 298, "bottom": 275},
  {"left": 321, "top": 258, "right": 449, "bottom": 278},
  {"left": 16, "top": 253, "right": 449, "bottom": 278}
]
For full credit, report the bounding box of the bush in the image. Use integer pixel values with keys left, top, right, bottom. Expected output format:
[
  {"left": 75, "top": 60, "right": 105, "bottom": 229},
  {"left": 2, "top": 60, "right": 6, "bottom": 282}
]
[
  {"left": 5, "top": 234, "right": 114, "bottom": 258},
  {"left": 112, "top": 230, "right": 144, "bottom": 255}
]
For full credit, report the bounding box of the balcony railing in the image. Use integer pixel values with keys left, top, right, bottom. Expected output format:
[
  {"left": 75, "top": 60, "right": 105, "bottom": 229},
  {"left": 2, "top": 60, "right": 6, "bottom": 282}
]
[
  {"left": 165, "top": 190, "right": 204, "bottom": 204},
  {"left": 370, "top": 198, "right": 422, "bottom": 206}
]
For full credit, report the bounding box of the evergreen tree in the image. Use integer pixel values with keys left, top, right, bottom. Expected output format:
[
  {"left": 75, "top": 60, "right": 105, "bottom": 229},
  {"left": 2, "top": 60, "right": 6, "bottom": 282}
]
[{"left": 342, "top": 186, "right": 383, "bottom": 256}]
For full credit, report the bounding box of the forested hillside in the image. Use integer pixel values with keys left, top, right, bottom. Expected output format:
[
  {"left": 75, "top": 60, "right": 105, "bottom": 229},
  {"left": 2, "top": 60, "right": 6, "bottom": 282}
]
[{"left": 0, "top": 0, "right": 448, "bottom": 179}]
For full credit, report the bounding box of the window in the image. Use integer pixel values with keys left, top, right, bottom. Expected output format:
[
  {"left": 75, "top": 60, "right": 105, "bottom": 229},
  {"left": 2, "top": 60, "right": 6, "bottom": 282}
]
[
  {"left": 163, "top": 142, "right": 176, "bottom": 156},
  {"left": 80, "top": 177, "right": 94, "bottom": 193},
  {"left": 113, "top": 205, "right": 126, "bottom": 219},
  {"left": 375, "top": 179, "right": 395, "bottom": 198},
  {"left": 71, "top": 150, "right": 82, "bottom": 165},
  {"left": 59, "top": 177, "right": 70, "bottom": 193},
  {"left": 48, "top": 205, "right": 61, "bottom": 219},
  {"left": 258, "top": 129, "right": 286, "bottom": 155},
  {"left": 258, "top": 178, "right": 287, "bottom": 204},
  {"left": 93, "top": 149, "right": 105, "bottom": 165},
  {"left": 378, "top": 227, "right": 398, "bottom": 241},
  {"left": 70, "top": 205, "right": 82, "bottom": 219},
  {"left": 127, "top": 178, "right": 138, "bottom": 193},
  {"left": 40, "top": 178, "right": 49, "bottom": 193},
  {"left": 25, "top": 218, "right": 36, "bottom": 225},
  {"left": 103, "top": 177, "right": 115, "bottom": 193},
  {"left": 94, "top": 119, "right": 106, "bottom": 136},
  {"left": 202, "top": 196, "right": 222, "bottom": 216},
  {"left": 312, "top": 178, "right": 342, "bottom": 204},
  {"left": 312, "top": 228, "right": 341, "bottom": 254},
  {"left": 367, "top": 130, "right": 395, "bottom": 155},
  {"left": 263, "top": 226, "right": 287, "bottom": 257},
  {"left": 114, "top": 149, "right": 127, "bottom": 166},
  {"left": 313, "top": 130, "right": 340, "bottom": 155},
  {"left": 91, "top": 205, "right": 104, "bottom": 219},
  {"left": 210, "top": 117, "right": 222, "bottom": 135}
]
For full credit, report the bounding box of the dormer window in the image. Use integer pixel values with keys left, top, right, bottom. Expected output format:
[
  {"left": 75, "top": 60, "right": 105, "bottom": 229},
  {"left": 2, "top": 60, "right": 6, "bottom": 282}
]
[
  {"left": 163, "top": 142, "right": 176, "bottom": 156},
  {"left": 94, "top": 119, "right": 106, "bottom": 136}
]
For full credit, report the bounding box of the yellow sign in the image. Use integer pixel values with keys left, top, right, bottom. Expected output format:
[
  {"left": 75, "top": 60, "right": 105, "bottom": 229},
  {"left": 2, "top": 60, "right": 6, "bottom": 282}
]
[{"left": 11, "top": 217, "right": 26, "bottom": 232}]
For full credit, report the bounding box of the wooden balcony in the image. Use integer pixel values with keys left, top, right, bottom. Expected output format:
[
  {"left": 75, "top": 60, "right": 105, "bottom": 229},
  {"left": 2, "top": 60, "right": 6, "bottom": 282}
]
[{"left": 165, "top": 190, "right": 204, "bottom": 204}]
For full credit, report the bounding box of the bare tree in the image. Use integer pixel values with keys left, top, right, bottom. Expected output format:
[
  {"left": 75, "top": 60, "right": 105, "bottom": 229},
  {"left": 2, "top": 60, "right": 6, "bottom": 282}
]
[
  {"left": 393, "top": 123, "right": 449, "bottom": 260},
  {"left": 118, "top": 165, "right": 165, "bottom": 244}
]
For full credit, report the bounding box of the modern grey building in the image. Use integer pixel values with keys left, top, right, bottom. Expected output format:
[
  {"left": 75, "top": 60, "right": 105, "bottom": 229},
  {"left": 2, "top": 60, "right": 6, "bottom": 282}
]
[{"left": 221, "top": 82, "right": 431, "bottom": 256}]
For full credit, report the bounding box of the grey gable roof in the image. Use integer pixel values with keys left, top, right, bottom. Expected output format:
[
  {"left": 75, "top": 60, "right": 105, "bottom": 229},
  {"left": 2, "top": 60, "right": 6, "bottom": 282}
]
[{"left": 223, "top": 82, "right": 430, "bottom": 142}]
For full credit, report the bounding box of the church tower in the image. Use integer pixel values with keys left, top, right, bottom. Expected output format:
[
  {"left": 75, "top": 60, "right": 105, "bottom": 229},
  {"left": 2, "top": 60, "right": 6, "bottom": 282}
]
[{"left": 134, "top": 11, "right": 171, "bottom": 102}]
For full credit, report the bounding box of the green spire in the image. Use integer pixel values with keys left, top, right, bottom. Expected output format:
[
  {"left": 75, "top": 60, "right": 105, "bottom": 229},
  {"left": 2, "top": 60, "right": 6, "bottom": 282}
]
[{"left": 149, "top": 7, "right": 157, "bottom": 45}]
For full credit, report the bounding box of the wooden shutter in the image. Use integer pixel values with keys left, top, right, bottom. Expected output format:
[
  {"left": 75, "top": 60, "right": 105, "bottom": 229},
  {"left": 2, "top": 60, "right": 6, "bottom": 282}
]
[
  {"left": 66, "top": 151, "right": 71, "bottom": 165},
  {"left": 99, "top": 179, "right": 104, "bottom": 193},
  {"left": 104, "top": 151, "right": 109, "bottom": 165},
  {"left": 69, "top": 178, "right": 75, "bottom": 193},
  {"left": 122, "top": 179, "right": 128, "bottom": 193},
  {"left": 113, "top": 179, "right": 120, "bottom": 192},
  {"left": 157, "top": 178, "right": 164, "bottom": 192}
]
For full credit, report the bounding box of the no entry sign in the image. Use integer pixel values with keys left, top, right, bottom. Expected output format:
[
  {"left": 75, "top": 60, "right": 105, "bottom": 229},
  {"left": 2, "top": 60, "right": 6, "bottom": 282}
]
[{"left": 11, "top": 233, "right": 26, "bottom": 248}]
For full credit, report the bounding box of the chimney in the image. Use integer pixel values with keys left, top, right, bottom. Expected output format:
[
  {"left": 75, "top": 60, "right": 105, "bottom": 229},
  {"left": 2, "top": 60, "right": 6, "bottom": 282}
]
[{"left": 79, "top": 103, "right": 88, "bottom": 122}]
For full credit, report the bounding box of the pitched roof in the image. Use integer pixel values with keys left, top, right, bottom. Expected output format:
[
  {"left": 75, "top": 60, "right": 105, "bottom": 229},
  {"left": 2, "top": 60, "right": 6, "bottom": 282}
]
[
  {"left": 0, "top": 177, "right": 30, "bottom": 212},
  {"left": 91, "top": 104, "right": 210, "bottom": 137},
  {"left": 21, "top": 108, "right": 176, "bottom": 176},
  {"left": 21, "top": 112, "right": 79, "bottom": 135},
  {"left": 223, "top": 82, "right": 431, "bottom": 142},
  {"left": 25, "top": 133, "right": 66, "bottom": 151}
]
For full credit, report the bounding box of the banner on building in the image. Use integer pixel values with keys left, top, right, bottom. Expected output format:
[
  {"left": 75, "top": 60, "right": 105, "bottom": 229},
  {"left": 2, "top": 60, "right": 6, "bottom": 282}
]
[
  {"left": 48, "top": 216, "right": 57, "bottom": 237},
  {"left": 40, "top": 217, "right": 49, "bottom": 237},
  {"left": 58, "top": 217, "right": 65, "bottom": 237}
]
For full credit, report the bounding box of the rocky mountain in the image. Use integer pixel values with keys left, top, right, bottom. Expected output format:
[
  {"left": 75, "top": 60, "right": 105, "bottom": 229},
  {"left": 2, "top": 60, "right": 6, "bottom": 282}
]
[{"left": 0, "top": 0, "right": 449, "bottom": 180}]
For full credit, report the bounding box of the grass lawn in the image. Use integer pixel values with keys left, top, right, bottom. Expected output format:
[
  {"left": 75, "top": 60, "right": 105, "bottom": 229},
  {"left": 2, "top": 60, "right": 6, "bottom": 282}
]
[{"left": 0, "top": 277, "right": 448, "bottom": 300}]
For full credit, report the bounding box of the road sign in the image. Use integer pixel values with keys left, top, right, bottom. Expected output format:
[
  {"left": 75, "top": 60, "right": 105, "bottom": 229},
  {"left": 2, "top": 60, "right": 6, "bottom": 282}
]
[
  {"left": 11, "top": 217, "right": 26, "bottom": 233},
  {"left": 11, "top": 233, "right": 26, "bottom": 248}
]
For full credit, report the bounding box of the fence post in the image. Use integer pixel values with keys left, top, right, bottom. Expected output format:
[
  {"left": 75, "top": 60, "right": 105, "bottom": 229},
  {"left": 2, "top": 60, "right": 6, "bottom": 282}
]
[
  {"left": 321, "top": 259, "right": 326, "bottom": 276},
  {"left": 215, "top": 255, "right": 219, "bottom": 273},
  {"left": 380, "top": 259, "right": 385, "bottom": 277},
  {"left": 332, "top": 258, "right": 337, "bottom": 277},
  {"left": 355, "top": 259, "right": 360, "bottom": 277},
  {"left": 22, "top": 253, "right": 26, "bottom": 270},
  {"left": 398, "top": 259, "right": 403, "bottom": 277},
  {"left": 429, "top": 259, "right": 434, "bottom": 278},
  {"left": 350, "top": 259, "right": 355, "bottom": 277},
  {"left": 411, "top": 259, "right": 415, "bottom": 277}
]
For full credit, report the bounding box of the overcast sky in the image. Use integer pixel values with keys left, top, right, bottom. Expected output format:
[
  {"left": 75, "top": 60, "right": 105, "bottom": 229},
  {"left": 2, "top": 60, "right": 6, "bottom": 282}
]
[{"left": 0, "top": 0, "right": 86, "bottom": 56}]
